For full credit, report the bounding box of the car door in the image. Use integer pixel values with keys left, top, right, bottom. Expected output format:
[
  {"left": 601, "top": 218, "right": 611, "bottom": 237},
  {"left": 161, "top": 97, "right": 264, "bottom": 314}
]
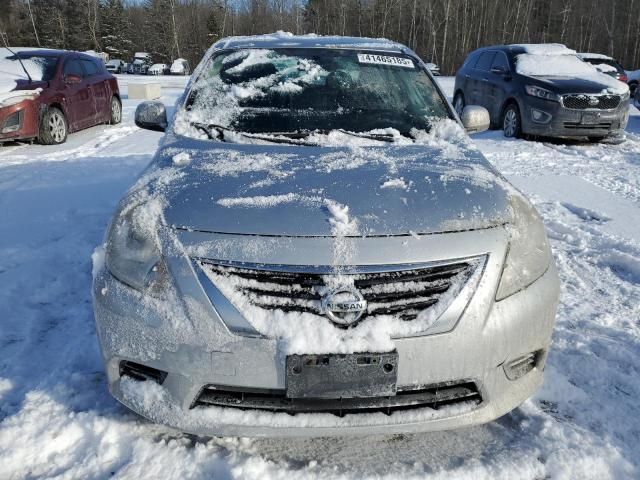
[
  {"left": 62, "top": 57, "right": 93, "bottom": 131},
  {"left": 486, "top": 51, "right": 512, "bottom": 122},
  {"left": 456, "top": 52, "right": 479, "bottom": 103},
  {"left": 471, "top": 51, "right": 496, "bottom": 109},
  {"left": 81, "top": 59, "right": 109, "bottom": 125}
]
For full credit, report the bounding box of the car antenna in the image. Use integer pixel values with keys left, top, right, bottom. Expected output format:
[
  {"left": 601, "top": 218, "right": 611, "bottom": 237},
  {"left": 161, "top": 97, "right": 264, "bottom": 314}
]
[{"left": 0, "top": 31, "right": 33, "bottom": 83}]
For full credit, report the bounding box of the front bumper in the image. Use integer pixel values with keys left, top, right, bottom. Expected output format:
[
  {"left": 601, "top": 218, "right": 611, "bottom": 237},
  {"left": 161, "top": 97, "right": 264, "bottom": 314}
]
[
  {"left": 520, "top": 95, "right": 629, "bottom": 138},
  {"left": 92, "top": 228, "right": 560, "bottom": 437},
  {"left": 0, "top": 100, "right": 39, "bottom": 143}
]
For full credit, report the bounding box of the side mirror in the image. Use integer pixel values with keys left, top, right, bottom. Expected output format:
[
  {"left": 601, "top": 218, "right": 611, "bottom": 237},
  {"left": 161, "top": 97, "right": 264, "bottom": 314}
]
[
  {"left": 461, "top": 105, "right": 490, "bottom": 134},
  {"left": 64, "top": 74, "right": 82, "bottom": 85},
  {"left": 135, "top": 101, "right": 167, "bottom": 132}
]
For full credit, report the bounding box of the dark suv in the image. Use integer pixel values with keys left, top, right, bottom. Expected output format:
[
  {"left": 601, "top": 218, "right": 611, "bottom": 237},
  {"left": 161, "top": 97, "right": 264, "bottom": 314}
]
[{"left": 454, "top": 44, "right": 630, "bottom": 141}]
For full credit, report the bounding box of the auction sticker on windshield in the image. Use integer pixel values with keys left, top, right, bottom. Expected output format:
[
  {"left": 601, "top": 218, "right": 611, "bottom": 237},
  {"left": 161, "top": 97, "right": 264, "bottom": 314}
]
[{"left": 357, "top": 53, "right": 414, "bottom": 68}]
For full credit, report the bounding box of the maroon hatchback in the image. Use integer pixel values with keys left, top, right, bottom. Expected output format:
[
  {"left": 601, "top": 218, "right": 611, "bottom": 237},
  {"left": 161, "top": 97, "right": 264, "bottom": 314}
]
[{"left": 0, "top": 48, "right": 121, "bottom": 145}]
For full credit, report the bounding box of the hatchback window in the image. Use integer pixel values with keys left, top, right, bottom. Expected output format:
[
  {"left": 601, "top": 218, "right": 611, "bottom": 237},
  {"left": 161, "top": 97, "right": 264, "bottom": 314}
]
[
  {"left": 64, "top": 59, "right": 84, "bottom": 77},
  {"left": 491, "top": 52, "right": 510, "bottom": 72},
  {"left": 475, "top": 52, "right": 496, "bottom": 71},
  {"left": 180, "top": 48, "right": 451, "bottom": 138},
  {"left": 81, "top": 59, "right": 100, "bottom": 77}
]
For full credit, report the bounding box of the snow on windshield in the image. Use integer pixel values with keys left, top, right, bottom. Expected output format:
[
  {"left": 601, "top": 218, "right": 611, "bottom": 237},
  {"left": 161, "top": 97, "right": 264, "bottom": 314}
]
[
  {"left": 174, "top": 47, "right": 450, "bottom": 140},
  {"left": 516, "top": 52, "right": 596, "bottom": 76},
  {"left": 174, "top": 48, "right": 328, "bottom": 136},
  {"left": 0, "top": 48, "right": 51, "bottom": 93}
]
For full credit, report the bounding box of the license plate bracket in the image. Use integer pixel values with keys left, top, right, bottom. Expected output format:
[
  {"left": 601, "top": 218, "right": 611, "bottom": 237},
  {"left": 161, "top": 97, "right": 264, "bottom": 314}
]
[
  {"left": 286, "top": 352, "right": 398, "bottom": 399},
  {"left": 582, "top": 113, "right": 598, "bottom": 124}
]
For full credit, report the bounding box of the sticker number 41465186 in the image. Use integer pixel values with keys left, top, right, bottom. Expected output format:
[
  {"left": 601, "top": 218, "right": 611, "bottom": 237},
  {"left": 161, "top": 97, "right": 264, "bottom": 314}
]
[{"left": 357, "top": 53, "right": 414, "bottom": 68}]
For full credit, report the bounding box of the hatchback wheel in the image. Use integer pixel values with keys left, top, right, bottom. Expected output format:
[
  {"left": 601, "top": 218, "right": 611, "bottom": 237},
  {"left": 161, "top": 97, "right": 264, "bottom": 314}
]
[
  {"left": 453, "top": 93, "right": 465, "bottom": 118},
  {"left": 109, "top": 96, "right": 122, "bottom": 125},
  {"left": 39, "top": 107, "right": 68, "bottom": 145},
  {"left": 502, "top": 104, "right": 522, "bottom": 138}
]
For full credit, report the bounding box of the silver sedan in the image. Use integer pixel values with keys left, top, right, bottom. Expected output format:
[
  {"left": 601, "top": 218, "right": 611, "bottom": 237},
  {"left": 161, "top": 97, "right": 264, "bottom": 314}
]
[{"left": 93, "top": 34, "right": 559, "bottom": 437}]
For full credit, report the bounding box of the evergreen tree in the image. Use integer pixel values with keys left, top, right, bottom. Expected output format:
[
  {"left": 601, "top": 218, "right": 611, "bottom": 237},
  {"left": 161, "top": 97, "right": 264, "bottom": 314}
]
[{"left": 100, "top": 0, "right": 130, "bottom": 57}]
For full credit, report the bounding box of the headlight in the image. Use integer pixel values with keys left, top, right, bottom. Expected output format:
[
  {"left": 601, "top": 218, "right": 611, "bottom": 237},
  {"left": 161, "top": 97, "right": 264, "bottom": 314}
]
[
  {"left": 496, "top": 193, "right": 552, "bottom": 301},
  {"left": 525, "top": 85, "right": 560, "bottom": 102},
  {"left": 105, "top": 202, "right": 164, "bottom": 292}
]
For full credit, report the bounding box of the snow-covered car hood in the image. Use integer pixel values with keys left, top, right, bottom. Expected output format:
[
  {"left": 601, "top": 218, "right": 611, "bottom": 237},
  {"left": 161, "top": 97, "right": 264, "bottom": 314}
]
[
  {"left": 528, "top": 75, "right": 628, "bottom": 95},
  {"left": 143, "top": 135, "right": 512, "bottom": 237}
]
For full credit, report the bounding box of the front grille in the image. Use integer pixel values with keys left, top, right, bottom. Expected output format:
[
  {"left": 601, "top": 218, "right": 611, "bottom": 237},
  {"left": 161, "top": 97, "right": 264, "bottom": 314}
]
[
  {"left": 563, "top": 121, "right": 612, "bottom": 130},
  {"left": 200, "top": 259, "right": 479, "bottom": 324},
  {"left": 562, "top": 94, "right": 621, "bottom": 110},
  {"left": 193, "top": 381, "right": 482, "bottom": 415}
]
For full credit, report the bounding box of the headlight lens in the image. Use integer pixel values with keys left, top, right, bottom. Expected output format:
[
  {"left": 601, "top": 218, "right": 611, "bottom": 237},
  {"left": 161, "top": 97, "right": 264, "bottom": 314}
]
[
  {"left": 496, "top": 193, "right": 552, "bottom": 301},
  {"left": 105, "top": 203, "right": 163, "bottom": 292},
  {"left": 525, "top": 85, "right": 560, "bottom": 102}
]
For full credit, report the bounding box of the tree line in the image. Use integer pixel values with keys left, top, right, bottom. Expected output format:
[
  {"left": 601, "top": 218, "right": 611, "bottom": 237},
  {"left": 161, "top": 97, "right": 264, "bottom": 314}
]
[{"left": 1, "top": 0, "right": 639, "bottom": 74}]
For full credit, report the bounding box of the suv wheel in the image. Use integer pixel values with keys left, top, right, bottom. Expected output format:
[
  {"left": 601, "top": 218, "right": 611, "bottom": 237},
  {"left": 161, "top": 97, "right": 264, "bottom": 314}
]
[
  {"left": 453, "top": 93, "right": 465, "bottom": 118},
  {"left": 109, "top": 96, "right": 122, "bottom": 125},
  {"left": 502, "top": 104, "right": 522, "bottom": 138},
  {"left": 39, "top": 107, "right": 68, "bottom": 145}
]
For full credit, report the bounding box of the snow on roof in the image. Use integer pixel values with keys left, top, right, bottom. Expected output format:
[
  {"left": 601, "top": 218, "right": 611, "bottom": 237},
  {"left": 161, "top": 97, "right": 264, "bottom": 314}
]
[
  {"left": 578, "top": 52, "right": 614, "bottom": 60},
  {"left": 215, "top": 31, "right": 405, "bottom": 53},
  {"left": 510, "top": 43, "right": 576, "bottom": 55}
]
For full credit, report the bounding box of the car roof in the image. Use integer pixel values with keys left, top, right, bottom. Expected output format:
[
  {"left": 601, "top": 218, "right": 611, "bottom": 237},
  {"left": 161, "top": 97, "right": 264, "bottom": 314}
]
[
  {"left": 13, "top": 48, "right": 103, "bottom": 62},
  {"left": 468, "top": 45, "right": 527, "bottom": 56},
  {"left": 213, "top": 32, "right": 407, "bottom": 53},
  {"left": 12, "top": 47, "right": 67, "bottom": 57}
]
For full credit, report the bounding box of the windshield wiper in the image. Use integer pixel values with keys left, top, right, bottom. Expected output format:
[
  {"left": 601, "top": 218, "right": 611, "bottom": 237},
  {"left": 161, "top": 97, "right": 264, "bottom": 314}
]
[
  {"left": 192, "top": 122, "right": 232, "bottom": 142},
  {"left": 191, "top": 123, "right": 320, "bottom": 146},
  {"left": 294, "top": 128, "right": 403, "bottom": 142}
]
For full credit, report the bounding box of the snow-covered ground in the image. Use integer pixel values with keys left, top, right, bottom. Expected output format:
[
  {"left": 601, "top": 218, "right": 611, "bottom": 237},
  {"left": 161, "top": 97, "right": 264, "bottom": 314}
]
[{"left": 1, "top": 75, "right": 639, "bottom": 479}]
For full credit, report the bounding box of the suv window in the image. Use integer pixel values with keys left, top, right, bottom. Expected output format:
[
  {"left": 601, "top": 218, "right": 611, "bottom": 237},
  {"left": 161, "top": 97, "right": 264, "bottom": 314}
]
[
  {"left": 81, "top": 59, "right": 100, "bottom": 77},
  {"left": 462, "top": 52, "right": 481, "bottom": 69},
  {"left": 63, "top": 59, "right": 84, "bottom": 77},
  {"left": 475, "top": 52, "right": 496, "bottom": 71},
  {"left": 491, "top": 52, "right": 510, "bottom": 72}
]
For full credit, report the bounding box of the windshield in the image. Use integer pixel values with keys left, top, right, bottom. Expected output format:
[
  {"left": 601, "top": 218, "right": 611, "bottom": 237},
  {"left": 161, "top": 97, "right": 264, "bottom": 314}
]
[
  {"left": 6, "top": 53, "right": 59, "bottom": 82},
  {"left": 179, "top": 48, "right": 450, "bottom": 138},
  {"left": 515, "top": 53, "right": 597, "bottom": 76}
]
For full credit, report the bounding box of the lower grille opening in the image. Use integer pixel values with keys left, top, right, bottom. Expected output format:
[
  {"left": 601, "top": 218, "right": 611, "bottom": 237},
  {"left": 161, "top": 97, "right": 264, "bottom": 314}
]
[
  {"left": 193, "top": 381, "right": 482, "bottom": 416},
  {"left": 119, "top": 361, "right": 168, "bottom": 385},
  {"left": 563, "top": 121, "right": 612, "bottom": 130}
]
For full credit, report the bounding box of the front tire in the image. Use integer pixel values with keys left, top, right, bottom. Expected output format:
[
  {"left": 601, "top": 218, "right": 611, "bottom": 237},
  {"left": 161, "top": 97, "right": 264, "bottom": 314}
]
[
  {"left": 502, "top": 103, "right": 522, "bottom": 138},
  {"left": 39, "top": 107, "right": 68, "bottom": 145},
  {"left": 109, "top": 96, "right": 122, "bottom": 125},
  {"left": 453, "top": 92, "right": 465, "bottom": 118}
]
